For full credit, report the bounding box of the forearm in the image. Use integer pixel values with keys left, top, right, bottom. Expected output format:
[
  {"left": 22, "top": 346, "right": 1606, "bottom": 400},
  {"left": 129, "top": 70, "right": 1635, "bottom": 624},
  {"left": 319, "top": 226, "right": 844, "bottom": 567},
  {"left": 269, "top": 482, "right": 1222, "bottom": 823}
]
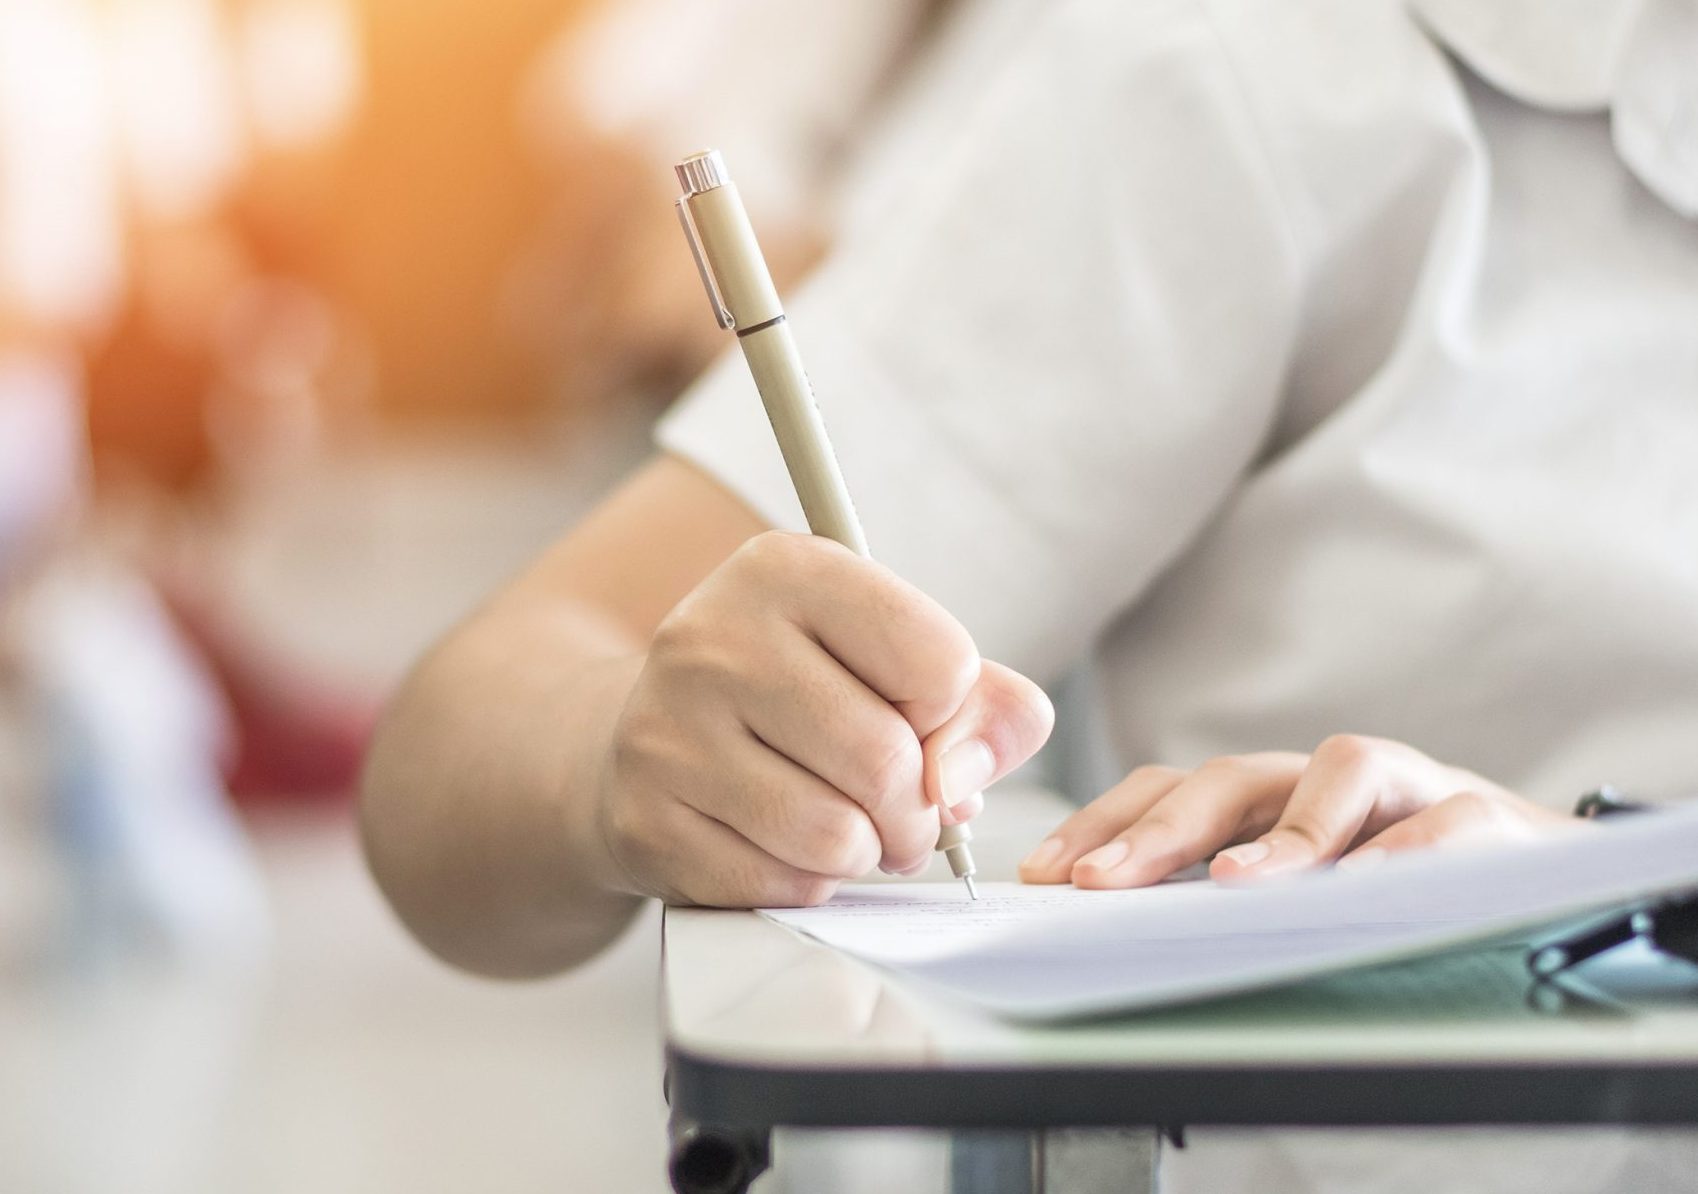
[
  {"left": 360, "top": 589, "right": 648, "bottom": 978},
  {"left": 359, "top": 454, "right": 1057, "bottom": 967}
]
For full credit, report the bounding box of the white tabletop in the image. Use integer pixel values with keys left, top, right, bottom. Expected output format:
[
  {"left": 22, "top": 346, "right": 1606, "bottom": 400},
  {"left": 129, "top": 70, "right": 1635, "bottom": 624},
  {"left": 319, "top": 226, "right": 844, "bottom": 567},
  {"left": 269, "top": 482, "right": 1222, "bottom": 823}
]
[
  {"left": 662, "top": 786, "right": 1698, "bottom": 1130},
  {"left": 665, "top": 902, "right": 1698, "bottom": 1069}
]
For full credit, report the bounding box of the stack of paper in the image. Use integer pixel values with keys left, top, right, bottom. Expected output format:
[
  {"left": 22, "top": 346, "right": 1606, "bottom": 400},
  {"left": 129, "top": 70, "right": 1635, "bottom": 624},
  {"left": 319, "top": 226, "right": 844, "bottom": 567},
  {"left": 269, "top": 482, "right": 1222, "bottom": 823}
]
[{"left": 761, "top": 805, "right": 1698, "bottom": 1020}]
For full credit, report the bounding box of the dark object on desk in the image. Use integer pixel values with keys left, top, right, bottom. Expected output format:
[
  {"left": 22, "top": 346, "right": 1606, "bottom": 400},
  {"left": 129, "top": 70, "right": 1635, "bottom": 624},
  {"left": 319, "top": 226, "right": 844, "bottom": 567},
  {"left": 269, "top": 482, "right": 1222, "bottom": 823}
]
[
  {"left": 1530, "top": 788, "right": 1698, "bottom": 980},
  {"left": 1573, "top": 786, "right": 1655, "bottom": 821},
  {"left": 1530, "top": 893, "right": 1698, "bottom": 979}
]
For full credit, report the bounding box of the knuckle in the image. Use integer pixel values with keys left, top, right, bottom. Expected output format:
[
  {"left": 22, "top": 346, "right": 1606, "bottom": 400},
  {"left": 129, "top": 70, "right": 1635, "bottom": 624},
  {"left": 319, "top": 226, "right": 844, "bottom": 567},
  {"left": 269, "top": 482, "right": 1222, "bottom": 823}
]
[
  {"left": 650, "top": 615, "right": 742, "bottom": 691},
  {"left": 1198, "top": 754, "right": 1256, "bottom": 781},
  {"left": 861, "top": 564, "right": 923, "bottom": 618},
  {"left": 1440, "top": 789, "right": 1499, "bottom": 819},
  {"left": 1314, "top": 733, "right": 1382, "bottom": 770},
  {"left": 1127, "top": 810, "right": 1197, "bottom": 858},
  {"left": 1126, "top": 838, "right": 1191, "bottom": 876},
  {"left": 886, "top": 853, "right": 932, "bottom": 879},
  {"left": 899, "top": 601, "right": 979, "bottom": 695},
  {"left": 872, "top": 577, "right": 979, "bottom": 696},
  {"left": 1277, "top": 816, "right": 1334, "bottom": 852},
  {"left": 738, "top": 530, "right": 832, "bottom": 584},
  {"left": 792, "top": 652, "right": 851, "bottom": 717},
  {"left": 601, "top": 788, "right": 650, "bottom": 860},
  {"left": 936, "top": 639, "right": 983, "bottom": 709},
  {"left": 609, "top": 703, "right": 665, "bottom": 776},
  {"left": 853, "top": 727, "right": 924, "bottom": 808},
  {"left": 650, "top": 606, "right": 710, "bottom": 659},
  {"left": 812, "top": 808, "right": 876, "bottom": 876},
  {"left": 737, "top": 529, "right": 798, "bottom": 569},
  {"left": 614, "top": 682, "right": 692, "bottom": 757},
  {"left": 1132, "top": 805, "right": 1186, "bottom": 837},
  {"left": 884, "top": 832, "right": 934, "bottom": 867}
]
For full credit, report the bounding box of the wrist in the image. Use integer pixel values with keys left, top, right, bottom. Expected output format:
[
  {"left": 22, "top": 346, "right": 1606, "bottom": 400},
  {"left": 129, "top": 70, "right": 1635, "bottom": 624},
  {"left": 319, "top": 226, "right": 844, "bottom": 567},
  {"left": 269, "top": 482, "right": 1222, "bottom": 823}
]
[{"left": 565, "top": 651, "right": 649, "bottom": 898}]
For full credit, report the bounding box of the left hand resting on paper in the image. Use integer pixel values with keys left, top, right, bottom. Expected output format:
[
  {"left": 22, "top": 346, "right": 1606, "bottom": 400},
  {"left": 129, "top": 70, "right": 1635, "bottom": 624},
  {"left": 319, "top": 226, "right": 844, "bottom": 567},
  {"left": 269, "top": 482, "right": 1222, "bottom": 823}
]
[{"left": 1019, "top": 735, "right": 1577, "bottom": 889}]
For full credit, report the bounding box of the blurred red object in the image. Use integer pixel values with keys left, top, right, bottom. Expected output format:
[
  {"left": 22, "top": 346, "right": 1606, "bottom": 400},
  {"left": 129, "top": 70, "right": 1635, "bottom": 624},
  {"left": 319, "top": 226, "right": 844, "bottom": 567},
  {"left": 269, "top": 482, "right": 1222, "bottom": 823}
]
[{"left": 156, "top": 572, "right": 379, "bottom": 806}]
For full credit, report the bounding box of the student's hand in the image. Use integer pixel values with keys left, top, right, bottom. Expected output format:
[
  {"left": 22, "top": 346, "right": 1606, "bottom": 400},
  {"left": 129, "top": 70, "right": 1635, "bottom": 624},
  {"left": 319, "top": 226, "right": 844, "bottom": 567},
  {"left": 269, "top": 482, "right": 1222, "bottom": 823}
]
[
  {"left": 596, "top": 531, "right": 1054, "bottom": 907},
  {"left": 1019, "top": 735, "right": 1575, "bottom": 889}
]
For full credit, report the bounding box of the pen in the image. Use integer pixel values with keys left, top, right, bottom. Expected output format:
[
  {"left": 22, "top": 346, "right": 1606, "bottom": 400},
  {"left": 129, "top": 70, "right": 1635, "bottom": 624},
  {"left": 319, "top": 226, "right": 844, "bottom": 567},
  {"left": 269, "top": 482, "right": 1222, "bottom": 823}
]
[{"left": 674, "top": 148, "right": 980, "bottom": 901}]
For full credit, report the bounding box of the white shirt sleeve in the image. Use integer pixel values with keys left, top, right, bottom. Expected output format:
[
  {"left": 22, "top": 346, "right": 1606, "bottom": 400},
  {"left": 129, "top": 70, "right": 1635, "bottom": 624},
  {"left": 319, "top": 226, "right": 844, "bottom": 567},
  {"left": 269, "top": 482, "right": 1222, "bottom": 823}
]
[{"left": 659, "top": 0, "right": 1308, "bottom": 684}]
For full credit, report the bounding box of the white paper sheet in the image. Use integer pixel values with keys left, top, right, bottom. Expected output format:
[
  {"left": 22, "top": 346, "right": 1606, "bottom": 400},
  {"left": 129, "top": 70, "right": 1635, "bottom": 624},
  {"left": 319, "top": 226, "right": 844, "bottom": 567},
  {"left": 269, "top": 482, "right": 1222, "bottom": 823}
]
[{"left": 760, "top": 804, "right": 1698, "bottom": 1020}]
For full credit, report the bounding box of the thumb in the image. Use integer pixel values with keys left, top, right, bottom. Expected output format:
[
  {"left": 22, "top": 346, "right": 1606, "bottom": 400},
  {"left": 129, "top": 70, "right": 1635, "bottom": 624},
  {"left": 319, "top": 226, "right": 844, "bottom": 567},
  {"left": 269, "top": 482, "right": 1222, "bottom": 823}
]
[{"left": 922, "top": 661, "right": 1054, "bottom": 825}]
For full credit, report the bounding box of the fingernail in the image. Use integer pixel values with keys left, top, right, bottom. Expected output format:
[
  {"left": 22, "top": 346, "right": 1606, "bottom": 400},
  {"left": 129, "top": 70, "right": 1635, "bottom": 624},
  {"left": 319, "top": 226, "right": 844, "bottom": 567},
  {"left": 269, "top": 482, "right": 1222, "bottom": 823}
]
[
  {"left": 1337, "top": 847, "right": 1386, "bottom": 873},
  {"left": 1021, "top": 837, "right": 1065, "bottom": 872},
  {"left": 937, "top": 739, "right": 995, "bottom": 808},
  {"left": 1076, "top": 840, "right": 1130, "bottom": 872},
  {"left": 1217, "top": 840, "right": 1272, "bottom": 869}
]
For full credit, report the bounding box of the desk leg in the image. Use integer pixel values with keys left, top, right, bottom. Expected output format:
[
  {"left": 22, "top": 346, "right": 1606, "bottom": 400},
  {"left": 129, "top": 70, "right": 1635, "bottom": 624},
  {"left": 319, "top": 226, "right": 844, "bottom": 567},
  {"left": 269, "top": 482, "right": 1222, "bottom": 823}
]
[
  {"left": 950, "top": 1128, "right": 1160, "bottom": 1194},
  {"left": 951, "top": 1131, "right": 1036, "bottom": 1194},
  {"left": 667, "top": 1115, "right": 771, "bottom": 1194},
  {"left": 1037, "top": 1128, "right": 1160, "bottom": 1194}
]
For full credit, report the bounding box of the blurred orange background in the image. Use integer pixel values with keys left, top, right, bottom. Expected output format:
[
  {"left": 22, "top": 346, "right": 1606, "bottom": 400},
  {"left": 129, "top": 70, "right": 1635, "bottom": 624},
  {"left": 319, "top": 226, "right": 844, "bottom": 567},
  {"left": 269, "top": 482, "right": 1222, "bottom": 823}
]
[{"left": 0, "top": 2, "right": 952, "bottom": 1189}]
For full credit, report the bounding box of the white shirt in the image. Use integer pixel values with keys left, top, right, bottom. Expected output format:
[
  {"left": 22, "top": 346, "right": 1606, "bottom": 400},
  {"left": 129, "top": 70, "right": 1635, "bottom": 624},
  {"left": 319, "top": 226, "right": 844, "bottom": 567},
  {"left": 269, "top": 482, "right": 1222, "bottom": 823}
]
[
  {"left": 661, "top": 0, "right": 1698, "bottom": 804},
  {"left": 659, "top": 0, "right": 1698, "bottom": 1189}
]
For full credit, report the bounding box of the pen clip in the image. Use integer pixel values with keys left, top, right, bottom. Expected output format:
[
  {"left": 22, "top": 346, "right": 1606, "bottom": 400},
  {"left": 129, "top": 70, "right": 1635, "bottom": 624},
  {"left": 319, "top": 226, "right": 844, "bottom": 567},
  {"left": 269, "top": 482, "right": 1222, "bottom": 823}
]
[{"left": 675, "top": 197, "right": 734, "bottom": 330}]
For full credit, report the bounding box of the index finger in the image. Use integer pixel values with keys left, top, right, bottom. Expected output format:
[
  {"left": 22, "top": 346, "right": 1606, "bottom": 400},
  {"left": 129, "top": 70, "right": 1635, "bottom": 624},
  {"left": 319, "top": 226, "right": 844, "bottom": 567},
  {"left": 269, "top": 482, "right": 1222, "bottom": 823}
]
[
  {"left": 1069, "top": 754, "right": 1308, "bottom": 889},
  {"left": 755, "top": 534, "right": 980, "bottom": 737}
]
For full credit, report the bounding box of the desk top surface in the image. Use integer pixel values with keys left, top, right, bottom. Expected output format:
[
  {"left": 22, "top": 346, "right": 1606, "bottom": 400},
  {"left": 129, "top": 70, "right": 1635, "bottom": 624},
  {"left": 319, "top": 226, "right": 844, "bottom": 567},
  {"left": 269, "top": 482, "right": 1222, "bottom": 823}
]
[
  {"left": 661, "top": 789, "right": 1698, "bottom": 1129},
  {"left": 664, "top": 901, "right": 1698, "bottom": 1069}
]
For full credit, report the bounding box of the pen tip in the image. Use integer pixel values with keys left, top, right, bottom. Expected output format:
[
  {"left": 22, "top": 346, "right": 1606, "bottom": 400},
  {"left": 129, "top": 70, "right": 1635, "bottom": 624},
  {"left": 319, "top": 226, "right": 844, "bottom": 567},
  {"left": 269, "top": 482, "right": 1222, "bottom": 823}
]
[{"left": 964, "top": 875, "right": 979, "bottom": 901}]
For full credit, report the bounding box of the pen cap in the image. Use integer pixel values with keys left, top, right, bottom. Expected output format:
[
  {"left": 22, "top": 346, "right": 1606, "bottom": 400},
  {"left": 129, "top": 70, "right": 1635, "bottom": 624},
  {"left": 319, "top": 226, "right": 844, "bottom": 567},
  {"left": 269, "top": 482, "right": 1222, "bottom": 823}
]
[{"left": 676, "top": 151, "right": 784, "bottom": 330}]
